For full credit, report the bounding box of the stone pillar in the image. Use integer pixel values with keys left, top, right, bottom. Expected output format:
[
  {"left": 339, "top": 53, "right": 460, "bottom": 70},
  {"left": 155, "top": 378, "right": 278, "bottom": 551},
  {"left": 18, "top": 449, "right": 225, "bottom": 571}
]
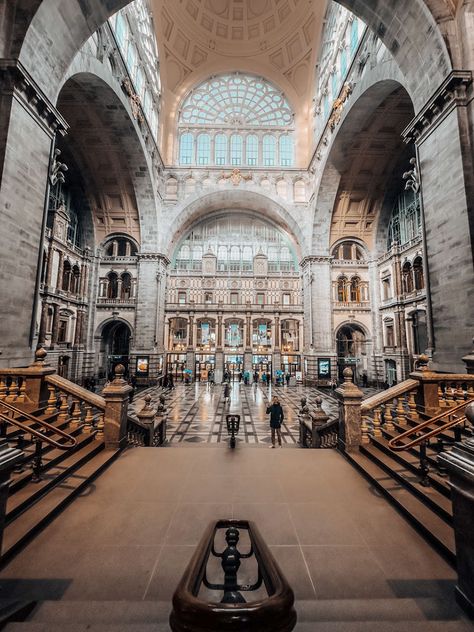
[
  {"left": 245, "top": 313, "right": 251, "bottom": 348},
  {"left": 45, "top": 245, "right": 54, "bottom": 288},
  {"left": 217, "top": 313, "right": 223, "bottom": 348},
  {"left": 438, "top": 406, "right": 474, "bottom": 617},
  {"left": 0, "top": 62, "right": 68, "bottom": 367},
  {"left": 215, "top": 350, "right": 224, "bottom": 384},
  {"left": 38, "top": 301, "right": 49, "bottom": 344},
  {"left": 102, "top": 364, "right": 132, "bottom": 450},
  {"left": 136, "top": 394, "right": 156, "bottom": 446},
  {"left": 56, "top": 251, "right": 64, "bottom": 292},
  {"left": 274, "top": 315, "right": 280, "bottom": 348},
  {"left": 336, "top": 367, "right": 364, "bottom": 453},
  {"left": 74, "top": 311, "right": 83, "bottom": 347},
  {"left": 51, "top": 304, "right": 60, "bottom": 347},
  {"left": 188, "top": 314, "right": 194, "bottom": 348},
  {"left": 301, "top": 256, "right": 333, "bottom": 355},
  {"left": 403, "top": 71, "right": 474, "bottom": 372}
]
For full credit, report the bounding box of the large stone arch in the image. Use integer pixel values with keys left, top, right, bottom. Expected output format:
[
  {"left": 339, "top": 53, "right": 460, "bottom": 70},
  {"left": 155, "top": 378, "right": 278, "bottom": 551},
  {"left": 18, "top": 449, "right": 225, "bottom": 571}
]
[
  {"left": 13, "top": 0, "right": 455, "bottom": 112},
  {"left": 162, "top": 189, "right": 307, "bottom": 262},
  {"left": 55, "top": 69, "right": 159, "bottom": 249}
]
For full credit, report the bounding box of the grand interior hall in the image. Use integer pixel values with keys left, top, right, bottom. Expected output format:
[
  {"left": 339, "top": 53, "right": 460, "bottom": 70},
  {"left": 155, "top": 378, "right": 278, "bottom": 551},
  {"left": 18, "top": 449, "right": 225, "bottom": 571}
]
[{"left": 0, "top": 0, "right": 473, "bottom": 630}]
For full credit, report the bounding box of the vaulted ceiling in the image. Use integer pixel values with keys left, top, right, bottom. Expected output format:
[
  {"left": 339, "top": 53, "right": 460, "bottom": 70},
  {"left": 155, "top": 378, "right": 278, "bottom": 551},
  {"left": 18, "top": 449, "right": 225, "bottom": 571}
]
[{"left": 151, "top": 0, "right": 329, "bottom": 164}]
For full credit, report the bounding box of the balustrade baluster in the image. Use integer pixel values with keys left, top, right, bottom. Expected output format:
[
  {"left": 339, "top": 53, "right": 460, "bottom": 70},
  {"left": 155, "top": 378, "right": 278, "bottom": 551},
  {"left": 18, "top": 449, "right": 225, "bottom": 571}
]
[
  {"left": 438, "top": 384, "right": 446, "bottom": 407},
  {"left": 445, "top": 384, "right": 455, "bottom": 406},
  {"left": 407, "top": 390, "right": 419, "bottom": 421},
  {"left": 83, "top": 403, "right": 94, "bottom": 433},
  {"left": 70, "top": 398, "right": 82, "bottom": 428},
  {"left": 0, "top": 377, "right": 6, "bottom": 401},
  {"left": 455, "top": 382, "right": 464, "bottom": 401},
  {"left": 96, "top": 413, "right": 105, "bottom": 440},
  {"left": 361, "top": 415, "right": 370, "bottom": 444},
  {"left": 467, "top": 383, "right": 474, "bottom": 398},
  {"left": 372, "top": 407, "right": 382, "bottom": 437},
  {"left": 45, "top": 384, "right": 57, "bottom": 414},
  {"left": 58, "top": 393, "right": 69, "bottom": 422},
  {"left": 384, "top": 402, "right": 395, "bottom": 431},
  {"left": 7, "top": 377, "right": 18, "bottom": 402},
  {"left": 396, "top": 397, "right": 406, "bottom": 426},
  {"left": 17, "top": 377, "right": 26, "bottom": 403}
]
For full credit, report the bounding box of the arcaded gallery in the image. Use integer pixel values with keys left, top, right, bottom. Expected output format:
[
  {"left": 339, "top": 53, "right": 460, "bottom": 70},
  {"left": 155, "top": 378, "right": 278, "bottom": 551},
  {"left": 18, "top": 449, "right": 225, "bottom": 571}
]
[{"left": 0, "top": 0, "right": 473, "bottom": 629}]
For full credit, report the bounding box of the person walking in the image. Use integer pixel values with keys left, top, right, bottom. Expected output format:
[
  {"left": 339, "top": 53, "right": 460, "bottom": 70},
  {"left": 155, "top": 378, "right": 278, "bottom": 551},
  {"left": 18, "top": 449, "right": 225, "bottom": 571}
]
[
  {"left": 266, "top": 395, "right": 284, "bottom": 448},
  {"left": 223, "top": 381, "right": 231, "bottom": 404}
]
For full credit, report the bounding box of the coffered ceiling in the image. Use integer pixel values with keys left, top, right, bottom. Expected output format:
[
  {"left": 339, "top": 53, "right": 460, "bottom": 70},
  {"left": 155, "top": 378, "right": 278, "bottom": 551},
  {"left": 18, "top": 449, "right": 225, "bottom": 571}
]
[{"left": 151, "top": 0, "right": 328, "bottom": 164}]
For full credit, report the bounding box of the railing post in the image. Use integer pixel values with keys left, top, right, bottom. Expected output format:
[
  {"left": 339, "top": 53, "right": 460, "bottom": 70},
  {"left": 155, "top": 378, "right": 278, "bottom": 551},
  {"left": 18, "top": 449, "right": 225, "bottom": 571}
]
[
  {"left": 137, "top": 394, "right": 156, "bottom": 446},
  {"left": 0, "top": 441, "right": 23, "bottom": 554},
  {"left": 102, "top": 364, "right": 133, "bottom": 450},
  {"left": 410, "top": 354, "right": 441, "bottom": 417},
  {"left": 311, "top": 396, "right": 329, "bottom": 448},
  {"left": 336, "top": 367, "right": 364, "bottom": 453},
  {"left": 438, "top": 403, "right": 474, "bottom": 618},
  {"left": 22, "top": 348, "right": 56, "bottom": 410}
]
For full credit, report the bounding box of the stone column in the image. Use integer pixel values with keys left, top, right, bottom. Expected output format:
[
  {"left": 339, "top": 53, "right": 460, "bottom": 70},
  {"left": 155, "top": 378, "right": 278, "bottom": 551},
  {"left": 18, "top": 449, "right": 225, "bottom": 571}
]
[
  {"left": 245, "top": 314, "right": 251, "bottom": 348},
  {"left": 74, "top": 311, "right": 83, "bottom": 347},
  {"left": 336, "top": 367, "right": 364, "bottom": 453},
  {"left": 56, "top": 251, "right": 64, "bottom": 292},
  {"left": 45, "top": 245, "right": 54, "bottom": 288},
  {"left": 102, "top": 364, "right": 132, "bottom": 450},
  {"left": 188, "top": 314, "right": 194, "bottom": 348},
  {"left": 38, "top": 300, "right": 49, "bottom": 344},
  {"left": 274, "top": 315, "right": 280, "bottom": 348},
  {"left": 51, "top": 304, "right": 60, "bottom": 347}
]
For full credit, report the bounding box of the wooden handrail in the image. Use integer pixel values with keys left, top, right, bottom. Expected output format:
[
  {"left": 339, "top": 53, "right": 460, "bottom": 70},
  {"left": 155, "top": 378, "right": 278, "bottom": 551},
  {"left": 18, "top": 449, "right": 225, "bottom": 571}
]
[
  {"left": 45, "top": 375, "right": 106, "bottom": 410},
  {"left": 0, "top": 412, "right": 76, "bottom": 449},
  {"left": 388, "top": 399, "right": 472, "bottom": 451},
  {"left": 170, "top": 519, "right": 297, "bottom": 632},
  {"left": 361, "top": 379, "right": 418, "bottom": 413}
]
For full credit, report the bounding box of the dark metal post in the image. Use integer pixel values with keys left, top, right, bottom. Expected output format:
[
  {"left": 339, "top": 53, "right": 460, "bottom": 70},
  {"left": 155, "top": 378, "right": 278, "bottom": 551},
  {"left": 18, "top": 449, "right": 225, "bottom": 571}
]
[
  {"left": 419, "top": 440, "right": 430, "bottom": 487},
  {"left": 221, "top": 527, "right": 245, "bottom": 604}
]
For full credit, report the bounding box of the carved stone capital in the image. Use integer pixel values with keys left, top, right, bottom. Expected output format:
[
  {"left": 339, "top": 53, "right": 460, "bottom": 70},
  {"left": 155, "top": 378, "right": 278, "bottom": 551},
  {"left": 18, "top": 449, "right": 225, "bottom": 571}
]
[
  {"left": 403, "top": 70, "right": 472, "bottom": 144},
  {"left": 0, "top": 60, "right": 68, "bottom": 138}
]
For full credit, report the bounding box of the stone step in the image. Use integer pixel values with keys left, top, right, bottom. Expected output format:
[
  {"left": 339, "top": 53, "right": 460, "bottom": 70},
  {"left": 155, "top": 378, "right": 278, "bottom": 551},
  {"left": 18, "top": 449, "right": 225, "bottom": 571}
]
[
  {"left": 344, "top": 449, "right": 456, "bottom": 565},
  {"left": 1, "top": 446, "right": 120, "bottom": 562},
  {"left": 20, "top": 597, "right": 465, "bottom": 625}
]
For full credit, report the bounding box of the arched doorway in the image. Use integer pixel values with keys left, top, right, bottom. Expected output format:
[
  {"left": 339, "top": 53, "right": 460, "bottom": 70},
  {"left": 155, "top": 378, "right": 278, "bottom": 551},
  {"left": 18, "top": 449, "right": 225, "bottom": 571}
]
[
  {"left": 336, "top": 324, "right": 367, "bottom": 383},
  {"left": 99, "top": 321, "right": 132, "bottom": 380}
]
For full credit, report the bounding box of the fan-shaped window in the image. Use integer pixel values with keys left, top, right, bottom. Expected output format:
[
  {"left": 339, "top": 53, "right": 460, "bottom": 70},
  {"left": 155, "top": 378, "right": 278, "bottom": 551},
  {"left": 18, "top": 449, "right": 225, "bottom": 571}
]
[
  {"left": 197, "top": 133, "right": 210, "bottom": 165},
  {"left": 230, "top": 134, "right": 243, "bottom": 166},
  {"left": 413, "top": 257, "right": 424, "bottom": 290},
  {"left": 179, "top": 133, "right": 194, "bottom": 165},
  {"left": 279, "top": 135, "right": 293, "bottom": 167},
  {"left": 332, "top": 241, "right": 365, "bottom": 261},
  {"left": 246, "top": 135, "right": 258, "bottom": 166},
  {"left": 177, "top": 73, "right": 294, "bottom": 168},
  {"left": 263, "top": 135, "right": 276, "bottom": 167},
  {"left": 180, "top": 74, "right": 293, "bottom": 127},
  {"left": 215, "top": 134, "right": 228, "bottom": 165},
  {"left": 105, "top": 237, "right": 137, "bottom": 257}
]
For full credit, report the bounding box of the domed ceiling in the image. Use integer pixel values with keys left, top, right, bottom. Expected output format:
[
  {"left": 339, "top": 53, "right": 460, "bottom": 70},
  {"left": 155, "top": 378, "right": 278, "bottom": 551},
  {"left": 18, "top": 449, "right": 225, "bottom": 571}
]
[{"left": 150, "top": 0, "right": 328, "bottom": 164}]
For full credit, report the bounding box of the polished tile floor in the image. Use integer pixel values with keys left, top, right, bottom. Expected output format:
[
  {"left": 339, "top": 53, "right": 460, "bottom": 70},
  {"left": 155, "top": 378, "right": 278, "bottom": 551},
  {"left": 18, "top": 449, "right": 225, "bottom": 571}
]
[{"left": 129, "top": 383, "right": 341, "bottom": 445}]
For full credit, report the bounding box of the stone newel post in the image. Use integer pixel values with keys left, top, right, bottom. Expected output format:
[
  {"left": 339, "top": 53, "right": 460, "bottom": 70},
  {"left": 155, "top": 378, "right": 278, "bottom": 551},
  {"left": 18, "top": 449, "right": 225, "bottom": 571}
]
[
  {"left": 102, "top": 364, "right": 132, "bottom": 450},
  {"left": 137, "top": 394, "right": 156, "bottom": 447},
  {"left": 438, "top": 402, "right": 474, "bottom": 617},
  {"left": 336, "top": 367, "right": 364, "bottom": 453}
]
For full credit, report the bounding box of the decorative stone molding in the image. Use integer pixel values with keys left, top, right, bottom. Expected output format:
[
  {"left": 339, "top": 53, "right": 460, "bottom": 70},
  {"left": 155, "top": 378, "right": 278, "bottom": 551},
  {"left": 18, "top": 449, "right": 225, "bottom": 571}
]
[
  {"left": 402, "top": 71, "right": 473, "bottom": 144},
  {"left": 0, "top": 60, "right": 68, "bottom": 138},
  {"left": 328, "top": 83, "right": 353, "bottom": 132},
  {"left": 137, "top": 253, "right": 171, "bottom": 265},
  {"left": 300, "top": 256, "right": 332, "bottom": 266}
]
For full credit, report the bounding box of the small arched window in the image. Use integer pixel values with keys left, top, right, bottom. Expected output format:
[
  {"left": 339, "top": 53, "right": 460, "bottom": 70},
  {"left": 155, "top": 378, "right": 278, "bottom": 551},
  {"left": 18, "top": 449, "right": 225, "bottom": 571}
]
[
  {"left": 402, "top": 262, "right": 414, "bottom": 293},
  {"left": 107, "top": 272, "right": 119, "bottom": 299},
  {"left": 215, "top": 133, "right": 228, "bottom": 165},
  {"left": 350, "top": 277, "right": 361, "bottom": 302},
  {"left": 230, "top": 134, "right": 242, "bottom": 166},
  {"left": 179, "top": 133, "right": 194, "bottom": 165},
  {"left": 263, "top": 135, "right": 276, "bottom": 167},
  {"left": 413, "top": 257, "right": 424, "bottom": 290},
  {"left": 71, "top": 265, "right": 80, "bottom": 294},
  {"left": 121, "top": 273, "right": 132, "bottom": 300},
  {"left": 62, "top": 261, "right": 72, "bottom": 292},
  {"left": 197, "top": 133, "right": 210, "bottom": 165},
  {"left": 337, "top": 276, "right": 348, "bottom": 302},
  {"left": 246, "top": 135, "right": 258, "bottom": 166}
]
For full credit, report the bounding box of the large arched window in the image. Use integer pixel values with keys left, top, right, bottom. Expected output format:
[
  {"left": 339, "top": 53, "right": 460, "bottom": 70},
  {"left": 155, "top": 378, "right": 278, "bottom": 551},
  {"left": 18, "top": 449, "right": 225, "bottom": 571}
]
[
  {"left": 263, "top": 135, "right": 276, "bottom": 167},
  {"left": 402, "top": 262, "right": 414, "bottom": 294},
  {"left": 178, "top": 73, "right": 294, "bottom": 167},
  {"left": 413, "top": 257, "right": 424, "bottom": 290}
]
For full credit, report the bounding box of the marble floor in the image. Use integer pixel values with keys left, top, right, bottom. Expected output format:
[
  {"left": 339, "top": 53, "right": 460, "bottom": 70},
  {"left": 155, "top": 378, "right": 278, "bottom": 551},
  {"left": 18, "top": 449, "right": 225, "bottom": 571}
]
[{"left": 129, "top": 383, "right": 341, "bottom": 446}]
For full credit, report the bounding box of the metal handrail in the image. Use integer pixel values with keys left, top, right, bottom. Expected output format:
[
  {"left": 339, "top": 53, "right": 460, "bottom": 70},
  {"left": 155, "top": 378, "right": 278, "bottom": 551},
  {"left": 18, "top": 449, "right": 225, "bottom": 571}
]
[
  {"left": 170, "top": 519, "right": 296, "bottom": 632},
  {"left": 388, "top": 399, "right": 472, "bottom": 452},
  {"left": 0, "top": 412, "right": 76, "bottom": 450},
  {"left": 0, "top": 400, "right": 76, "bottom": 448}
]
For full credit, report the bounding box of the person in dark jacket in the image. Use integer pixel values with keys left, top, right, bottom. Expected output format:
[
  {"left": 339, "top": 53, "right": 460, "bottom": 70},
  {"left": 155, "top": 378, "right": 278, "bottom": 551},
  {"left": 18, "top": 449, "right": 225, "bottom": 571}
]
[{"left": 266, "top": 395, "right": 284, "bottom": 448}]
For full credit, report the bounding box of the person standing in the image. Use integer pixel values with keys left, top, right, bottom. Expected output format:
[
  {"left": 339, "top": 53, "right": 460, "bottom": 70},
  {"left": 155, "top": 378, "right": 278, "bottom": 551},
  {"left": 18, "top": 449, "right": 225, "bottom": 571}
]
[
  {"left": 266, "top": 395, "right": 284, "bottom": 448},
  {"left": 223, "top": 381, "right": 231, "bottom": 403}
]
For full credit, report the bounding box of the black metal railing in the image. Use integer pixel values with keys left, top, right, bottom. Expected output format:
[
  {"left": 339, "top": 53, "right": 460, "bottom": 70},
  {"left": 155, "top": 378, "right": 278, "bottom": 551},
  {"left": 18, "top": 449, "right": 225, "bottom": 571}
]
[{"left": 170, "top": 519, "right": 296, "bottom": 632}]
